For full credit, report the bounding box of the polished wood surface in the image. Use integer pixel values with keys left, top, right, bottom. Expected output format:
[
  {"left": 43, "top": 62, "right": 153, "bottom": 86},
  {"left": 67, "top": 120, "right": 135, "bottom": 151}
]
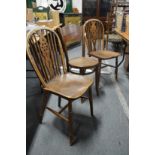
[
  {"left": 26, "top": 27, "right": 94, "bottom": 145},
  {"left": 115, "top": 29, "right": 129, "bottom": 72},
  {"left": 115, "top": 29, "right": 129, "bottom": 42},
  {"left": 61, "top": 24, "right": 82, "bottom": 47},
  {"left": 69, "top": 57, "right": 98, "bottom": 68},
  {"left": 44, "top": 73, "right": 93, "bottom": 99}
]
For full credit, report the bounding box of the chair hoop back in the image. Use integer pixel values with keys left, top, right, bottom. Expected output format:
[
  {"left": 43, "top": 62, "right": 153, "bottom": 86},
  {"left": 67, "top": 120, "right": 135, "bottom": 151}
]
[
  {"left": 83, "top": 19, "right": 105, "bottom": 54},
  {"left": 26, "top": 27, "right": 67, "bottom": 87}
]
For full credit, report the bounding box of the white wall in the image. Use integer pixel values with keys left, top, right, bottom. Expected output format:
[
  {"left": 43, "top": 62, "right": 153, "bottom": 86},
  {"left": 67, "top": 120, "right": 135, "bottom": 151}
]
[
  {"left": 36, "top": 0, "right": 83, "bottom": 13},
  {"left": 36, "top": 0, "right": 48, "bottom": 7},
  {"left": 72, "top": 0, "right": 82, "bottom": 13}
]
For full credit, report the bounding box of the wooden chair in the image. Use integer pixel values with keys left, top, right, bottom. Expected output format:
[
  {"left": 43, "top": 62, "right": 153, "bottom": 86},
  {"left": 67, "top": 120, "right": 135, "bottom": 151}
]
[
  {"left": 104, "top": 0, "right": 123, "bottom": 49},
  {"left": 83, "top": 18, "right": 123, "bottom": 80},
  {"left": 26, "top": 27, "right": 94, "bottom": 145},
  {"left": 55, "top": 26, "right": 100, "bottom": 96}
]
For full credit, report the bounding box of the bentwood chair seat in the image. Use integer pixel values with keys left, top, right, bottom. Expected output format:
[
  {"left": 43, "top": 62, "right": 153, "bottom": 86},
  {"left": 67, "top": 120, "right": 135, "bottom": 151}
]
[
  {"left": 44, "top": 73, "right": 93, "bottom": 99},
  {"left": 26, "top": 27, "right": 94, "bottom": 145}
]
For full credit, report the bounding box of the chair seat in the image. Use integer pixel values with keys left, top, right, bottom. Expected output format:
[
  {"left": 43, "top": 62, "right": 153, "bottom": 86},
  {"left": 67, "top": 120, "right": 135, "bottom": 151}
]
[
  {"left": 44, "top": 73, "right": 93, "bottom": 99},
  {"left": 104, "top": 33, "right": 122, "bottom": 42},
  {"left": 90, "top": 50, "right": 120, "bottom": 60},
  {"left": 69, "top": 57, "right": 99, "bottom": 68}
]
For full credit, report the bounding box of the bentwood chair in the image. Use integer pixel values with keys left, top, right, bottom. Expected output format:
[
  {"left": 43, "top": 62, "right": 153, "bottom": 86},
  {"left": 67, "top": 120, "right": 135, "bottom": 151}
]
[
  {"left": 55, "top": 26, "right": 100, "bottom": 96},
  {"left": 83, "top": 19, "right": 123, "bottom": 80},
  {"left": 26, "top": 27, "right": 94, "bottom": 145}
]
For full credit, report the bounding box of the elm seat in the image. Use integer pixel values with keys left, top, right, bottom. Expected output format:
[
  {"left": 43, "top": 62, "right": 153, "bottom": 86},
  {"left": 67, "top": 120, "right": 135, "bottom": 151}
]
[
  {"left": 90, "top": 50, "right": 120, "bottom": 60},
  {"left": 44, "top": 73, "right": 93, "bottom": 99},
  {"left": 69, "top": 57, "right": 98, "bottom": 68}
]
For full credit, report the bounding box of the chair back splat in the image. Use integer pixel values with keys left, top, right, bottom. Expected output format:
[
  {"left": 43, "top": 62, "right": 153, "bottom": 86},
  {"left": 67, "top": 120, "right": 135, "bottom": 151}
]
[
  {"left": 27, "top": 27, "right": 67, "bottom": 87},
  {"left": 83, "top": 19, "right": 122, "bottom": 80},
  {"left": 83, "top": 19, "right": 106, "bottom": 55}
]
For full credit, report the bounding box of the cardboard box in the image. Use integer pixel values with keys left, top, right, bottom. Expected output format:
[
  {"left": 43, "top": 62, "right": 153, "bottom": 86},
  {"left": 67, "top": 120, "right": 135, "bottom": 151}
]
[
  {"left": 26, "top": 8, "right": 33, "bottom": 22},
  {"left": 36, "top": 19, "right": 54, "bottom": 28}
]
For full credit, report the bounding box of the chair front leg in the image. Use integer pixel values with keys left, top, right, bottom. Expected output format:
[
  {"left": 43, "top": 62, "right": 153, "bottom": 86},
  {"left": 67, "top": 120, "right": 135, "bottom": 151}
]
[
  {"left": 97, "top": 59, "right": 102, "bottom": 89},
  {"left": 115, "top": 57, "right": 118, "bottom": 80},
  {"left": 88, "top": 86, "right": 94, "bottom": 117},
  {"left": 80, "top": 68, "right": 86, "bottom": 103},
  {"left": 39, "top": 91, "right": 49, "bottom": 123},
  {"left": 68, "top": 100, "right": 74, "bottom": 145},
  {"left": 95, "top": 64, "right": 100, "bottom": 96}
]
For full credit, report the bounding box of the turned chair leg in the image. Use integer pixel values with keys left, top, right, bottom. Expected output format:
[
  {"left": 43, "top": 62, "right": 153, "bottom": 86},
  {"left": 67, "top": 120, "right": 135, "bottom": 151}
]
[
  {"left": 80, "top": 68, "right": 85, "bottom": 103},
  {"left": 68, "top": 100, "right": 74, "bottom": 145},
  {"left": 115, "top": 57, "right": 118, "bottom": 80},
  {"left": 97, "top": 59, "right": 102, "bottom": 90},
  {"left": 88, "top": 86, "right": 94, "bottom": 117},
  {"left": 95, "top": 64, "right": 100, "bottom": 96},
  {"left": 39, "top": 91, "right": 48, "bottom": 123},
  {"left": 58, "top": 96, "right": 61, "bottom": 107}
]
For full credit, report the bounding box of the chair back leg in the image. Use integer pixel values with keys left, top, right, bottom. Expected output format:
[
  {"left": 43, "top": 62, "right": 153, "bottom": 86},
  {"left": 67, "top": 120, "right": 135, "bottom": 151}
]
[
  {"left": 88, "top": 86, "right": 94, "bottom": 117},
  {"left": 58, "top": 96, "right": 61, "bottom": 107},
  {"left": 95, "top": 65, "right": 100, "bottom": 96},
  {"left": 115, "top": 57, "right": 118, "bottom": 80}
]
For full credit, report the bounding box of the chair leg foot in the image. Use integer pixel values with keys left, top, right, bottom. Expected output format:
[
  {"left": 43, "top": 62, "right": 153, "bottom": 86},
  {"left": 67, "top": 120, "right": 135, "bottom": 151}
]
[
  {"left": 88, "top": 86, "right": 94, "bottom": 117},
  {"left": 58, "top": 96, "right": 61, "bottom": 107},
  {"left": 39, "top": 91, "right": 48, "bottom": 123},
  {"left": 115, "top": 57, "right": 118, "bottom": 80},
  {"left": 39, "top": 116, "right": 43, "bottom": 124},
  {"left": 68, "top": 101, "right": 75, "bottom": 145}
]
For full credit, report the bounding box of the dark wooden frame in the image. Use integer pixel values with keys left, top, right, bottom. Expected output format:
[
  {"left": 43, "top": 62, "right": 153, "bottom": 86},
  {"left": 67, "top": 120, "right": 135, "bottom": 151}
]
[{"left": 82, "top": 0, "right": 115, "bottom": 24}]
